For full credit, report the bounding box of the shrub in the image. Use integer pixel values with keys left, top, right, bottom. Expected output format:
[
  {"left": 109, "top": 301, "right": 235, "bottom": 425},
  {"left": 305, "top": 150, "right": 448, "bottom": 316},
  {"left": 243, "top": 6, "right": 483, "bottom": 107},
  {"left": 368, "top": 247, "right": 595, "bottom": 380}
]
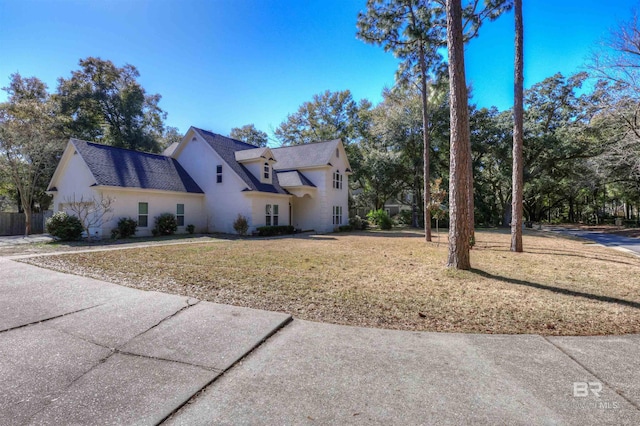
[
  {"left": 46, "top": 212, "right": 84, "bottom": 241},
  {"left": 233, "top": 214, "right": 249, "bottom": 236},
  {"left": 338, "top": 225, "right": 353, "bottom": 232},
  {"left": 256, "top": 225, "right": 295, "bottom": 236},
  {"left": 112, "top": 217, "right": 137, "bottom": 239},
  {"left": 154, "top": 213, "right": 177, "bottom": 236},
  {"left": 186, "top": 224, "right": 195, "bottom": 234},
  {"left": 348, "top": 215, "right": 368, "bottom": 230},
  {"left": 397, "top": 210, "right": 413, "bottom": 225},
  {"left": 366, "top": 209, "right": 393, "bottom": 230}
]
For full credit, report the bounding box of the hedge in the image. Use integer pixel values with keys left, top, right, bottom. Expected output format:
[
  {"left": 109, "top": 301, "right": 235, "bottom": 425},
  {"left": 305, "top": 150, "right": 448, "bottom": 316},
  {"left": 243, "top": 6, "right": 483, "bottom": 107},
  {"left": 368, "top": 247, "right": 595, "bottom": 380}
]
[{"left": 256, "top": 225, "right": 295, "bottom": 236}]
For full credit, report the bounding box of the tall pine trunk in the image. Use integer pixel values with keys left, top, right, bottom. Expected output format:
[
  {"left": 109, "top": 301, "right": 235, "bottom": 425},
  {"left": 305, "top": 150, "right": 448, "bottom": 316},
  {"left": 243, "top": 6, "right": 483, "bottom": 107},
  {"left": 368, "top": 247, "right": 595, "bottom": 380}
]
[
  {"left": 446, "top": 0, "right": 472, "bottom": 269},
  {"left": 511, "top": 0, "right": 524, "bottom": 252},
  {"left": 420, "top": 43, "right": 432, "bottom": 242}
]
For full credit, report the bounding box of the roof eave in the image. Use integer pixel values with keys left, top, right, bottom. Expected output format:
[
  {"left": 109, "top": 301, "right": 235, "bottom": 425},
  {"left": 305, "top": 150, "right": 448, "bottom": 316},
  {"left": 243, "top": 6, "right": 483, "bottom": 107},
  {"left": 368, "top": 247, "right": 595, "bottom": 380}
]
[{"left": 92, "top": 185, "right": 205, "bottom": 196}]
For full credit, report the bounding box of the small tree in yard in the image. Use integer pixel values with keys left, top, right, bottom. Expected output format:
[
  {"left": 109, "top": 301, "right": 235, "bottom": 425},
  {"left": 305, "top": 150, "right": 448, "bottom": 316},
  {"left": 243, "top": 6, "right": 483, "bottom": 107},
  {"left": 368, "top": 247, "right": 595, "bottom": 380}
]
[
  {"left": 64, "top": 194, "right": 114, "bottom": 241},
  {"left": 233, "top": 214, "right": 249, "bottom": 236},
  {"left": 429, "top": 178, "right": 447, "bottom": 243}
]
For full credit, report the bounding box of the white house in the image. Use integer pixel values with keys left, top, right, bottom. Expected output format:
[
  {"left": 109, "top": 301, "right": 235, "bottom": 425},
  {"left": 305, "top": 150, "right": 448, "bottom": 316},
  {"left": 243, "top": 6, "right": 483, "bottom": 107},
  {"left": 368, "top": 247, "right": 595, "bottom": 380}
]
[{"left": 47, "top": 126, "right": 351, "bottom": 237}]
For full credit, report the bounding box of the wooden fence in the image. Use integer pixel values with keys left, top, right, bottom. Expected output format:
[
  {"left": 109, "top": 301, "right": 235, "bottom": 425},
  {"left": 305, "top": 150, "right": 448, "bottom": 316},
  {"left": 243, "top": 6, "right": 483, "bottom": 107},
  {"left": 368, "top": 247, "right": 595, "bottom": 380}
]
[{"left": 0, "top": 211, "right": 51, "bottom": 236}]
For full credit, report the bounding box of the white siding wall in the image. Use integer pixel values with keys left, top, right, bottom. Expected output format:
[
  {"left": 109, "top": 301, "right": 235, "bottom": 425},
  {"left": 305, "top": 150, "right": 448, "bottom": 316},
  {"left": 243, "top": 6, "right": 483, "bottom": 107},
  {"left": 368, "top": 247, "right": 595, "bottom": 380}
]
[
  {"left": 52, "top": 150, "right": 97, "bottom": 210},
  {"left": 327, "top": 146, "right": 350, "bottom": 231},
  {"left": 243, "top": 161, "right": 261, "bottom": 182},
  {"left": 242, "top": 160, "right": 273, "bottom": 185},
  {"left": 175, "top": 135, "right": 253, "bottom": 233},
  {"left": 325, "top": 168, "right": 349, "bottom": 231},
  {"left": 52, "top": 152, "right": 206, "bottom": 238},
  {"left": 248, "top": 194, "right": 291, "bottom": 231},
  {"left": 291, "top": 194, "right": 315, "bottom": 231},
  {"left": 52, "top": 150, "right": 102, "bottom": 237},
  {"left": 289, "top": 146, "right": 349, "bottom": 233},
  {"left": 99, "top": 189, "right": 206, "bottom": 237}
]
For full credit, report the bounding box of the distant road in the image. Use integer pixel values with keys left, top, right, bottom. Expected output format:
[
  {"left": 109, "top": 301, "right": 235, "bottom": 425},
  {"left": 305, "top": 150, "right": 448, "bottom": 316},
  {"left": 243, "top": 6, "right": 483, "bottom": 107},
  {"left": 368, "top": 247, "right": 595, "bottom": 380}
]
[{"left": 546, "top": 226, "right": 640, "bottom": 256}]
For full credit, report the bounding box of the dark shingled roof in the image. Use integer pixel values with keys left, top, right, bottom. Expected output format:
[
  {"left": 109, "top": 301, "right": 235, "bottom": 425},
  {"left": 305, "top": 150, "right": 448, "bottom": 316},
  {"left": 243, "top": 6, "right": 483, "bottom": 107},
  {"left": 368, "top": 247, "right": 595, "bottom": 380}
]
[
  {"left": 193, "top": 128, "right": 288, "bottom": 194},
  {"left": 71, "top": 139, "right": 203, "bottom": 194},
  {"left": 276, "top": 170, "right": 316, "bottom": 188},
  {"left": 271, "top": 139, "right": 340, "bottom": 170}
]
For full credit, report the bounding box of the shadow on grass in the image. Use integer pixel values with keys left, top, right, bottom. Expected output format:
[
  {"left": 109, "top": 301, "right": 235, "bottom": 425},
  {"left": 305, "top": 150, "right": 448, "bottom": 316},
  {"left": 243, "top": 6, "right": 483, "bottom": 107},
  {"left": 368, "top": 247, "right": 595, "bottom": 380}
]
[
  {"left": 341, "top": 230, "right": 428, "bottom": 239},
  {"left": 44, "top": 233, "right": 237, "bottom": 249},
  {"left": 524, "top": 249, "right": 640, "bottom": 267},
  {"left": 471, "top": 268, "right": 640, "bottom": 310}
]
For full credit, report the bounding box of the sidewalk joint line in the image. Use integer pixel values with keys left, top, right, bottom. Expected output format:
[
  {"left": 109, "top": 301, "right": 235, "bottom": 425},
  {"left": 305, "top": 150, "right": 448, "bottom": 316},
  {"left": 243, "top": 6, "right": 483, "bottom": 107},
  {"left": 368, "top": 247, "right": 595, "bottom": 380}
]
[
  {"left": 114, "top": 350, "right": 223, "bottom": 373},
  {"left": 115, "top": 299, "right": 200, "bottom": 351},
  {"left": 23, "top": 350, "right": 116, "bottom": 423},
  {"left": 0, "top": 303, "right": 107, "bottom": 335},
  {"left": 155, "top": 315, "right": 294, "bottom": 425}
]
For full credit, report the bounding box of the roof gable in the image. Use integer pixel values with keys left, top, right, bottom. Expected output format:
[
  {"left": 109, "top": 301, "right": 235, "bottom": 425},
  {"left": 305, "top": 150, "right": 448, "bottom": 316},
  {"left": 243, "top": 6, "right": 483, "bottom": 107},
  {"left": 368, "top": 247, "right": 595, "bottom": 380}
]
[
  {"left": 70, "top": 139, "right": 203, "bottom": 194},
  {"left": 47, "top": 140, "right": 96, "bottom": 192},
  {"left": 192, "top": 128, "right": 288, "bottom": 195}
]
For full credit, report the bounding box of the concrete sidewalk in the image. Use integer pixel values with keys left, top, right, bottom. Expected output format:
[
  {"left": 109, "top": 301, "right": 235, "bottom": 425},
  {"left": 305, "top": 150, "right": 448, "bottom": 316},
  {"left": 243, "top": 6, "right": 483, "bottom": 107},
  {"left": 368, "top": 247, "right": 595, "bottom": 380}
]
[
  {"left": 0, "top": 234, "right": 54, "bottom": 246},
  {"left": 1, "top": 257, "right": 639, "bottom": 425}
]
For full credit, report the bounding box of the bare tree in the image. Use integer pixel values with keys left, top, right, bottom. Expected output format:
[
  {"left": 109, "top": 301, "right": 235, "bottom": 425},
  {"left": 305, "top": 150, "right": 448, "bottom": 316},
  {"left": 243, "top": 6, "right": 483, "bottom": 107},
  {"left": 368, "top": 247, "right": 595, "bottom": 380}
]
[
  {"left": 589, "top": 11, "right": 640, "bottom": 188},
  {"left": 63, "top": 194, "right": 114, "bottom": 241},
  {"left": 446, "top": 0, "right": 473, "bottom": 269},
  {"left": 511, "top": 0, "right": 524, "bottom": 252}
]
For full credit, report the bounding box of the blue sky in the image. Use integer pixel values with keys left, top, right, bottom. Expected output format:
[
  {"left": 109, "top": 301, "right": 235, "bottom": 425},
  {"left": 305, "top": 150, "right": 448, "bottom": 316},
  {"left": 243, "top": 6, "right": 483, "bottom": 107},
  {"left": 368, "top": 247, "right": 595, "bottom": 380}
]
[{"left": 1, "top": 0, "right": 638, "bottom": 140}]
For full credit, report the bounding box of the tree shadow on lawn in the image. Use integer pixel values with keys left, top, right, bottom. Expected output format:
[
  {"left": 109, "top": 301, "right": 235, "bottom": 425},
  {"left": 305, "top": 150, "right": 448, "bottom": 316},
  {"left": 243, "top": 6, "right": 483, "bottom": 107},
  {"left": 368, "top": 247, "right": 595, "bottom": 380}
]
[
  {"left": 523, "top": 249, "right": 640, "bottom": 267},
  {"left": 474, "top": 242, "right": 640, "bottom": 267},
  {"left": 301, "top": 235, "right": 337, "bottom": 241},
  {"left": 471, "top": 268, "right": 640, "bottom": 311},
  {"left": 345, "top": 230, "right": 428, "bottom": 239}
]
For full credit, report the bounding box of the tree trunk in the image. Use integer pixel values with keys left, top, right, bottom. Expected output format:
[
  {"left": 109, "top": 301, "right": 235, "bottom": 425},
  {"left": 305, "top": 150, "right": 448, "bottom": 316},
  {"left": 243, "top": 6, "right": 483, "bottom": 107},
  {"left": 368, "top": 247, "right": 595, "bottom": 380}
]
[
  {"left": 510, "top": 0, "right": 524, "bottom": 252},
  {"left": 446, "top": 0, "right": 472, "bottom": 270},
  {"left": 23, "top": 204, "right": 32, "bottom": 236},
  {"left": 412, "top": 172, "right": 420, "bottom": 228},
  {"left": 468, "top": 144, "right": 475, "bottom": 245},
  {"left": 420, "top": 43, "right": 432, "bottom": 242}
]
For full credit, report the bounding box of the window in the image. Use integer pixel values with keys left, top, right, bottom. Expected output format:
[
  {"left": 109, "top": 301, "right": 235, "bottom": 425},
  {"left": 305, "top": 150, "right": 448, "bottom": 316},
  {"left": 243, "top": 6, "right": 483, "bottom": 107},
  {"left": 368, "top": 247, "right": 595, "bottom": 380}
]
[
  {"left": 336, "top": 148, "right": 339, "bottom": 158},
  {"left": 263, "top": 162, "right": 270, "bottom": 180},
  {"left": 176, "top": 204, "right": 184, "bottom": 226},
  {"left": 138, "top": 202, "right": 148, "bottom": 227},
  {"left": 216, "top": 165, "right": 222, "bottom": 183},
  {"left": 333, "top": 206, "right": 343, "bottom": 225},
  {"left": 266, "top": 204, "right": 279, "bottom": 226},
  {"left": 333, "top": 171, "right": 343, "bottom": 190}
]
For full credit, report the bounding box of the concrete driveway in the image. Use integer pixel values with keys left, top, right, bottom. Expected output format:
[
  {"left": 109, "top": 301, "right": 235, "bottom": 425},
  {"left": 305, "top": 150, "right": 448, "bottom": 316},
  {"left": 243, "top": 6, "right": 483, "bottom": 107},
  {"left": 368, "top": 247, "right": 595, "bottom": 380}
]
[{"left": 1, "top": 256, "right": 640, "bottom": 425}]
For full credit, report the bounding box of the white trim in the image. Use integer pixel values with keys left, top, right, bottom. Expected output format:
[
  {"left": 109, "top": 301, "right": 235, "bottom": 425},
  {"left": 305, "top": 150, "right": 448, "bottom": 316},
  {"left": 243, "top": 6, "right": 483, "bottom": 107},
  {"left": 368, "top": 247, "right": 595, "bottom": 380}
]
[
  {"left": 93, "top": 185, "right": 205, "bottom": 197},
  {"left": 242, "top": 191, "right": 292, "bottom": 200}
]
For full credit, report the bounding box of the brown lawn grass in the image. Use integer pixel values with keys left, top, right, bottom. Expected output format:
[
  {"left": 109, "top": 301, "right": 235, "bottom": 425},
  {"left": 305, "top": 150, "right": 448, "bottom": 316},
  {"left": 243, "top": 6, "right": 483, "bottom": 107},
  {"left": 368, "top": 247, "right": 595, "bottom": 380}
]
[{"left": 22, "top": 229, "right": 640, "bottom": 336}]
